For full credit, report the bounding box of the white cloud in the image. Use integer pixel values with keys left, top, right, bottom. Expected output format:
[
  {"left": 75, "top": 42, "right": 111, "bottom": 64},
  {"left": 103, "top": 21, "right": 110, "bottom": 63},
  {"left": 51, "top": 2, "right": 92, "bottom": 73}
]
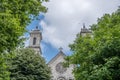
[{"left": 41, "top": 0, "right": 120, "bottom": 51}]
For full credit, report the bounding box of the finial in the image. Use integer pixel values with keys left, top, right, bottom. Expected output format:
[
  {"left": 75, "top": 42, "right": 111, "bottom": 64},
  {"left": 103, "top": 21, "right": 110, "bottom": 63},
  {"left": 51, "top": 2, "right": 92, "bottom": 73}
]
[
  {"left": 59, "top": 47, "right": 63, "bottom": 51},
  {"left": 36, "top": 26, "right": 38, "bottom": 29},
  {"left": 83, "top": 23, "right": 85, "bottom": 28}
]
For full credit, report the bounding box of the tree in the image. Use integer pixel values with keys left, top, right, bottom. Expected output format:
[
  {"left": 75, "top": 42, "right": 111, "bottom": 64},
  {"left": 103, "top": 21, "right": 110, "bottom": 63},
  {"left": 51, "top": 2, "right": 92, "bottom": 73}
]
[
  {"left": 65, "top": 8, "right": 120, "bottom": 80},
  {"left": 0, "top": 0, "right": 48, "bottom": 52},
  {"left": 9, "top": 48, "right": 51, "bottom": 80},
  {"left": 0, "top": 1, "right": 48, "bottom": 79},
  {"left": 0, "top": 54, "right": 10, "bottom": 80}
]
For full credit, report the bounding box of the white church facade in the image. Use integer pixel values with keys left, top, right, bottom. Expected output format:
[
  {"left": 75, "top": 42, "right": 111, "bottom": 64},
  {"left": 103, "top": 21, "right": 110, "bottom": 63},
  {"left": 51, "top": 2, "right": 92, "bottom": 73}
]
[
  {"left": 48, "top": 48, "right": 74, "bottom": 80},
  {"left": 28, "top": 24, "right": 91, "bottom": 80},
  {"left": 28, "top": 26, "right": 75, "bottom": 80}
]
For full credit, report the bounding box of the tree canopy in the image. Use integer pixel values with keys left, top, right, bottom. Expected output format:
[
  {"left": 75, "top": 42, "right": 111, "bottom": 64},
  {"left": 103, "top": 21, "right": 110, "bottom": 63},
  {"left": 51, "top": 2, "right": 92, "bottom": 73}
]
[
  {"left": 65, "top": 7, "right": 120, "bottom": 80},
  {"left": 9, "top": 48, "right": 51, "bottom": 80},
  {"left": 0, "top": 0, "right": 48, "bottom": 79},
  {"left": 0, "top": 54, "right": 10, "bottom": 80},
  {"left": 0, "top": 0, "right": 48, "bottom": 52}
]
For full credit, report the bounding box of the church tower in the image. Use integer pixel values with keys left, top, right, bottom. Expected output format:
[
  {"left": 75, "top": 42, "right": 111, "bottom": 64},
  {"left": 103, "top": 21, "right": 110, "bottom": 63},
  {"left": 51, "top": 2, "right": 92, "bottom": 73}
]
[
  {"left": 80, "top": 23, "right": 91, "bottom": 36},
  {"left": 29, "top": 26, "right": 42, "bottom": 55}
]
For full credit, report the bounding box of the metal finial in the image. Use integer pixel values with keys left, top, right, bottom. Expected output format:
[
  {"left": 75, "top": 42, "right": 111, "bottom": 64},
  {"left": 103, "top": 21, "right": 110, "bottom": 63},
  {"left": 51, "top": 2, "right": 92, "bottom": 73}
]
[
  {"left": 83, "top": 23, "right": 85, "bottom": 28},
  {"left": 36, "top": 26, "right": 38, "bottom": 29},
  {"left": 59, "top": 47, "right": 63, "bottom": 51}
]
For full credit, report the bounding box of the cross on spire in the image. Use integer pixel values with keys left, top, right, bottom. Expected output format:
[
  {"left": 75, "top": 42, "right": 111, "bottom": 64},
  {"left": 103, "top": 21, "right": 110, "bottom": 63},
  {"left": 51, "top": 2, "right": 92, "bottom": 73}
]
[{"left": 59, "top": 47, "right": 63, "bottom": 51}]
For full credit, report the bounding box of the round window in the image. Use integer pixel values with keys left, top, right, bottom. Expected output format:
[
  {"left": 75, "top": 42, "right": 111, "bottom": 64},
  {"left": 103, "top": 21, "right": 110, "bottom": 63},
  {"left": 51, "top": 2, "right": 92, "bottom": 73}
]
[{"left": 56, "top": 62, "right": 67, "bottom": 73}]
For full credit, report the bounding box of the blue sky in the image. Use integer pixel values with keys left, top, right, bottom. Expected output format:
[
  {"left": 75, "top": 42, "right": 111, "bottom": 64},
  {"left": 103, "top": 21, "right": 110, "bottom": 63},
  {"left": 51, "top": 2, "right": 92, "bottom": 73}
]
[
  {"left": 25, "top": 0, "right": 120, "bottom": 62},
  {"left": 25, "top": 14, "right": 72, "bottom": 62}
]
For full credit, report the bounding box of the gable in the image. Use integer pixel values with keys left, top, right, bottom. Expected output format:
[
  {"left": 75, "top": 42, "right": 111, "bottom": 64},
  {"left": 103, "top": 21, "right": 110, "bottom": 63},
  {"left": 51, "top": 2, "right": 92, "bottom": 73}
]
[
  {"left": 48, "top": 51, "right": 75, "bottom": 80},
  {"left": 48, "top": 51, "right": 66, "bottom": 65}
]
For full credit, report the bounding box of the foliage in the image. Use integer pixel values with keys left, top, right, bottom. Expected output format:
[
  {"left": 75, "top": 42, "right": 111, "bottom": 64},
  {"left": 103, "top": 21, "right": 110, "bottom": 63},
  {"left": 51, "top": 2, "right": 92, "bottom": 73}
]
[
  {"left": 65, "top": 8, "right": 120, "bottom": 80},
  {"left": 0, "top": 0, "right": 48, "bottom": 52},
  {"left": 0, "top": 54, "right": 10, "bottom": 80},
  {"left": 9, "top": 48, "right": 51, "bottom": 80},
  {"left": 0, "top": 1, "right": 47, "bottom": 79}
]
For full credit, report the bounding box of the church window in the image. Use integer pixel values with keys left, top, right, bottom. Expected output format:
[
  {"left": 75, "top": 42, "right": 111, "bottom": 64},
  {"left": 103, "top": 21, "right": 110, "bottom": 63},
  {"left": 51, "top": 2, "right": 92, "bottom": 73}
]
[
  {"left": 56, "top": 62, "right": 67, "bottom": 73},
  {"left": 57, "top": 77, "right": 66, "bottom": 80},
  {"left": 33, "top": 37, "right": 36, "bottom": 45}
]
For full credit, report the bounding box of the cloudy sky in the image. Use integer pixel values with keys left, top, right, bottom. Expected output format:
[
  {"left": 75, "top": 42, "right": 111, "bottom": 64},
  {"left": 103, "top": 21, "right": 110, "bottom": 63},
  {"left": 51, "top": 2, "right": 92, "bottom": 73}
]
[{"left": 26, "top": 0, "right": 120, "bottom": 62}]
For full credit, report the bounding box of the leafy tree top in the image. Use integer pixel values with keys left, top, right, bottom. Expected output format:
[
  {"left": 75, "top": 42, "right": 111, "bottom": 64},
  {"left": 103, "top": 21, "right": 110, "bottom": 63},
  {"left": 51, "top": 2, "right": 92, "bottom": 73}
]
[
  {"left": 65, "top": 7, "right": 120, "bottom": 80},
  {"left": 9, "top": 48, "right": 51, "bottom": 80},
  {"left": 0, "top": 0, "right": 48, "bottom": 52}
]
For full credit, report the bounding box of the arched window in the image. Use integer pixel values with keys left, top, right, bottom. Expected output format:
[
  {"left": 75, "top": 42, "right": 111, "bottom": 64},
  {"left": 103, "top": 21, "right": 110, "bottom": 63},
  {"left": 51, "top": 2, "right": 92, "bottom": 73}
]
[
  {"left": 33, "top": 37, "right": 36, "bottom": 45},
  {"left": 57, "top": 77, "right": 66, "bottom": 80}
]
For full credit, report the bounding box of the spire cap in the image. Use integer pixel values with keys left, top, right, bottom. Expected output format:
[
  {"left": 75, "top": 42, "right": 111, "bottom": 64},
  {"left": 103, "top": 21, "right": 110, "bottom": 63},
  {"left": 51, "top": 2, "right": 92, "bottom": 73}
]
[
  {"left": 59, "top": 47, "right": 63, "bottom": 51},
  {"left": 36, "top": 26, "right": 39, "bottom": 29},
  {"left": 83, "top": 23, "right": 86, "bottom": 28}
]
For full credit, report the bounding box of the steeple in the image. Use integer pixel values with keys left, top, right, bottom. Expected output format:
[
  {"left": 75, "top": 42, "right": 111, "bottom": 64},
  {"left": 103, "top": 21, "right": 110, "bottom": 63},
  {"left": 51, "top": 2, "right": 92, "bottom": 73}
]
[{"left": 29, "top": 26, "right": 42, "bottom": 55}]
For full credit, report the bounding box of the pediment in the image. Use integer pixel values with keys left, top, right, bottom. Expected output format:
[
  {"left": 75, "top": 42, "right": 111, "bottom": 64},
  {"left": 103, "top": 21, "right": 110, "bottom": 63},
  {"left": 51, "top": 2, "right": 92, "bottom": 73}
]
[{"left": 48, "top": 51, "right": 66, "bottom": 65}]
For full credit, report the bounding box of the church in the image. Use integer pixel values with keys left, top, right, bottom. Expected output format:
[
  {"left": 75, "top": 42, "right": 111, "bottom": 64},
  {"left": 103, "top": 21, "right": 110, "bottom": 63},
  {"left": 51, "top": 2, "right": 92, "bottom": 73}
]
[{"left": 28, "top": 25, "right": 91, "bottom": 80}]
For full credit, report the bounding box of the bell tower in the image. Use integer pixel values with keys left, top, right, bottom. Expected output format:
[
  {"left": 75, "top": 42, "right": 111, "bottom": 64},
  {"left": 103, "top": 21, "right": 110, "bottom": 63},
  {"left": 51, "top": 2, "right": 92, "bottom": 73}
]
[
  {"left": 29, "top": 26, "right": 42, "bottom": 55},
  {"left": 80, "top": 23, "right": 91, "bottom": 36}
]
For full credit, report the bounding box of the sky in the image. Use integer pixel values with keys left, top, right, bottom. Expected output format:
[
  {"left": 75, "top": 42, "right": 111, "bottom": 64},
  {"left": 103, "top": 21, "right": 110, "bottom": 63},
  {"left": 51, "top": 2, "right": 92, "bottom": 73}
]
[{"left": 25, "top": 0, "right": 120, "bottom": 62}]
